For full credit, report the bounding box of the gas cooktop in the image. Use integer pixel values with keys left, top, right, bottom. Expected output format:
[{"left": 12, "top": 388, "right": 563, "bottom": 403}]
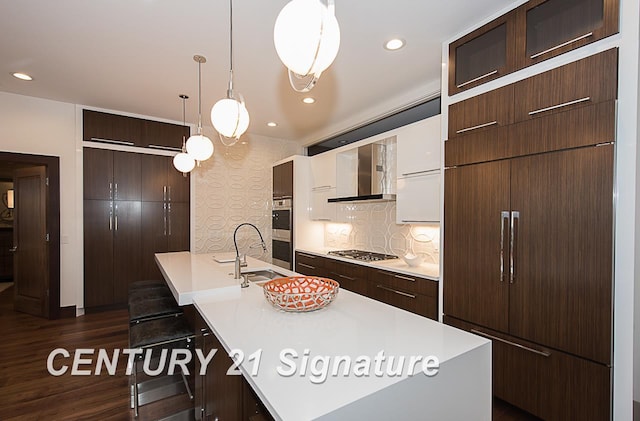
[{"left": 328, "top": 249, "right": 399, "bottom": 262}]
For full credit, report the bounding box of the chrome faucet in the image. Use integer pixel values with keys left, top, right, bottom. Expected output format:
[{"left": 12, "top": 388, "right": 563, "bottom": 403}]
[{"left": 233, "top": 223, "right": 267, "bottom": 285}]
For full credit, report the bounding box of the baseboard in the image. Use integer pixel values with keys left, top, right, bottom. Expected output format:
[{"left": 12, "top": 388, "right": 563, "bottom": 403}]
[{"left": 59, "top": 305, "right": 77, "bottom": 318}]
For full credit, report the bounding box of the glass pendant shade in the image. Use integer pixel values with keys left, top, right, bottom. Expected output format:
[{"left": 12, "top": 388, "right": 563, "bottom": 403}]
[
  {"left": 173, "top": 152, "right": 196, "bottom": 173},
  {"left": 186, "top": 134, "right": 214, "bottom": 161},
  {"left": 211, "top": 97, "right": 250, "bottom": 141},
  {"left": 274, "top": 0, "right": 340, "bottom": 91}
]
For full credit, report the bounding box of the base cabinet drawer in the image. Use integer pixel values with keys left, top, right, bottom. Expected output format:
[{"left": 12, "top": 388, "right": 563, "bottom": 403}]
[
  {"left": 445, "top": 316, "right": 611, "bottom": 421},
  {"left": 370, "top": 285, "right": 437, "bottom": 320},
  {"left": 328, "top": 260, "right": 368, "bottom": 296}
]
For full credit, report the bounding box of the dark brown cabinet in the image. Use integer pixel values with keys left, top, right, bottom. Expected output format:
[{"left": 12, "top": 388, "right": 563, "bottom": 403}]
[
  {"left": 83, "top": 109, "right": 189, "bottom": 151},
  {"left": 0, "top": 228, "right": 13, "bottom": 281},
  {"left": 84, "top": 148, "right": 189, "bottom": 310},
  {"left": 140, "top": 155, "right": 190, "bottom": 280},
  {"left": 272, "top": 161, "right": 293, "bottom": 199},
  {"left": 449, "top": 10, "right": 517, "bottom": 95},
  {"left": 449, "top": 0, "right": 619, "bottom": 93},
  {"left": 83, "top": 109, "right": 143, "bottom": 146},
  {"left": 515, "top": 0, "right": 619, "bottom": 68},
  {"left": 294, "top": 251, "right": 439, "bottom": 321},
  {"left": 446, "top": 49, "right": 617, "bottom": 166}
]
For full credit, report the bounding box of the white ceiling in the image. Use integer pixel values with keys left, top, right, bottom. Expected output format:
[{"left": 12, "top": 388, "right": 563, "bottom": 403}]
[{"left": 0, "top": 0, "right": 514, "bottom": 145}]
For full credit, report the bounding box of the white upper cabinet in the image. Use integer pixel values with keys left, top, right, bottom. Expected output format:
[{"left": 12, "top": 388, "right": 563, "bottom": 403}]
[
  {"left": 397, "top": 115, "right": 441, "bottom": 176},
  {"left": 396, "top": 172, "right": 440, "bottom": 224},
  {"left": 310, "top": 150, "right": 337, "bottom": 189},
  {"left": 309, "top": 150, "right": 338, "bottom": 221}
]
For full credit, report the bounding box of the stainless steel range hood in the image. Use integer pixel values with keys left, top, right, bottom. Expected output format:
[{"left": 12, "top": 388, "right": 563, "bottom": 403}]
[{"left": 329, "top": 137, "right": 396, "bottom": 203}]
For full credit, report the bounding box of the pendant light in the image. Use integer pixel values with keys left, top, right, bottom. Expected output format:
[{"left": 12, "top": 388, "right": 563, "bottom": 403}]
[
  {"left": 186, "top": 55, "right": 214, "bottom": 162},
  {"left": 273, "top": 0, "right": 340, "bottom": 92},
  {"left": 211, "top": 0, "right": 250, "bottom": 146},
  {"left": 173, "top": 94, "right": 196, "bottom": 174}
]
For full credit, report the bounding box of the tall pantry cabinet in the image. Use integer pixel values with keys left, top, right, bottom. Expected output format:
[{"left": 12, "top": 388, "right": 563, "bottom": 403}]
[
  {"left": 83, "top": 113, "right": 190, "bottom": 311},
  {"left": 443, "top": 2, "right": 618, "bottom": 417}
]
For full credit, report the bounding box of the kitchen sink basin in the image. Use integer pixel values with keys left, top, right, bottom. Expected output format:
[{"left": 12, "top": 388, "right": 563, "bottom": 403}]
[{"left": 241, "top": 269, "right": 288, "bottom": 284}]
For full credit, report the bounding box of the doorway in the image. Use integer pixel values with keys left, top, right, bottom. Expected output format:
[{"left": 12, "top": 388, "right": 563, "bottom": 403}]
[{"left": 0, "top": 152, "right": 60, "bottom": 319}]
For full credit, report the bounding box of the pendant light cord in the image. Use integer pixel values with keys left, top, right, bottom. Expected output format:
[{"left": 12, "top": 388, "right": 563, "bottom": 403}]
[
  {"left": 228, "top": 0, "right": 234, "bottom": 94},
  {"left": 197, "top": 60, "right": 203, "bottom": 133},
  {"left": 181, "top": 96, "right": 187, "bottom": 148}
]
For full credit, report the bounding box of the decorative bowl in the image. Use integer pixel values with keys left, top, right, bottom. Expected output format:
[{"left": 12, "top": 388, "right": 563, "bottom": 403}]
[
  {"left": 401, "top": 253, "right": 424, "bottom": 267},
  {"left": 263, "top": 276, "right": 340, "bottom": 312}
]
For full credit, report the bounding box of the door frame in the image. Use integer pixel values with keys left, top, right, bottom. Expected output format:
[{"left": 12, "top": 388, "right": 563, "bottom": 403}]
[{"left": 0, "top": 151, "right": 60, "bottom": 319}]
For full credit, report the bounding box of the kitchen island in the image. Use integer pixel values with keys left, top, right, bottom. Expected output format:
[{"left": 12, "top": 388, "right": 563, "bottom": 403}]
[{"left": 155, "top": 251, "right": 491, "bottom": 420}]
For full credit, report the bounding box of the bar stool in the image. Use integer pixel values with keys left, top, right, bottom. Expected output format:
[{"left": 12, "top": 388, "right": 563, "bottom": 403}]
[{"left": 129, "top": 314, "right": 195, "bottom": 417}]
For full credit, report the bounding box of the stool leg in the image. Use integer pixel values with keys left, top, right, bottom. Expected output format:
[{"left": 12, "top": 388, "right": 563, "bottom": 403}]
[{"left": 133, "top": 359, "right": 139, "bottom": 417}]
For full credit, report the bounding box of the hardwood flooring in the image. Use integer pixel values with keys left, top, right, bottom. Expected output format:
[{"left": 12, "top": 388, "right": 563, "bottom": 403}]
[{"left": 0, "top": 285, "right": 539, "bottom": 420}]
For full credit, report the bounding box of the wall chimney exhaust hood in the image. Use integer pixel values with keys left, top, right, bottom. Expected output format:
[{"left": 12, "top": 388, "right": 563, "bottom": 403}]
[{"left": 329, "top": 137, "right": 396, "bottom": 203}]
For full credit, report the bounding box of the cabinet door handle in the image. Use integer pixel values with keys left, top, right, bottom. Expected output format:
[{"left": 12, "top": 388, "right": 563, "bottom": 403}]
[
  {"left": 500, "top": 211, "right": 509, "bottom": 282},
  {"left": 394, "top": 274, "right": 416, "bottom": 282},
  {"left": 400, "top": 169, "right": 440, "bottom": 177},
  {"left": 114, "top": 183, "right": 118, "bottom": 200},
  {"left": 298, "top": 253, "right": 315, "bottom": 259},
  {"left": 401, "top": 220, "right": 434, "bottom": 223},
  {"left": 528, "top": 97, "right": 591, "bottom": 116},
  {"left": 312, "top": 185, "right": 332, "bottom": 190},
  {"left": 163, "top": 185, "right": 167, "bottom": 202},
  {"left": 376, "top": 285, "right": 416, "bottom": 299},
  {"left": 109, "top": 182, "right": 113, "bottom": 200},
  {"left": 167, "top": 203, "right": 172, "bottom": 236},
  {"left": 530, "top": 32, "right": 593, "bottom": 59},
  {"left": 455, "top": 120, "right": 498, "bottom": 134},
  {"left": 89, "top": 137, "right": 134, "bottom": 146},
  {"left": 9, "top": 246, "right": 17, "bottom": 252},
  {"left": 163, "top": 203, "right": 167, "bottom": 236},
  {"left": 456, "top": 69, "right": 498, "bottom": 88},
  {"left": 510, "top": 211, "right": 519, "bottom": 284},
  {"left": 168, "top": 185, "right": 172, "bottom": 202},
  {"left": 109, "top": 202, "right": 113, "bottom": 231},
  {"left": 114, "top": 203, "right": 118, "bottom": 231},
  {"left": 331, "top": 272, "right": 355, "bottom": 281},
  {"left": 298, "top": 262, "right": 316, "bottom": 270},
  {"left": 148, "top": 144, "right": 182, "bottom": 152},
  {"left": 471, "top": 329, "right": 551, "bottom": 357}
]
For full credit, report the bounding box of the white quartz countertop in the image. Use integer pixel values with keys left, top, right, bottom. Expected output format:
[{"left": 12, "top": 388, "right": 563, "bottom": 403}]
[
  {"left": 156, "top": 251, "right": 489, "bottom": 420},
  {"left": 296, "top": 247, "right": 440, "bottom": 280},
  {"left": 155, "top": 251, "right": 297, "bottom": 305}
]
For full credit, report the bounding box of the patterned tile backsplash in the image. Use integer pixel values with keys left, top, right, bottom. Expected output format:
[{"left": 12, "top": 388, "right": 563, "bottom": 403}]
[
  {"left": 193, "top": 133, "right": 302, "bottom": 260},
  {"left": 325, "top": 202, "right": 440, "bottom": 264}
]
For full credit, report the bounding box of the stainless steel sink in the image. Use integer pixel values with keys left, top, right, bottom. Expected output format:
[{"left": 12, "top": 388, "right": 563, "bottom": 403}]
[{"left": 241, "top": 269, "right": 288, "bottom": 283}]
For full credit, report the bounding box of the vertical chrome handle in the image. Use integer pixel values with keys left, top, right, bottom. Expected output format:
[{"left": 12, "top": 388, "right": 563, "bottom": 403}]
[
  {"left": 109, "top": 182, "right": 113, "bottom": 200},
  {"left": 114, "top": 183, "right": 118, "bottom": 200},
  {"left": 168, "top": 185, "right": 172, "bottom": 202},
  {"left": 109, "top": 202, "right": 113, "bottom": 231},
  {"left": 163, "top": 185, "right": 167, "bottom": 202},
  {"left": 163, "top": 202, "right": 167, "bottom": 236},
  {"left": 114, "top": 203, "right": 118, "bottom": 231},
  {"left": 168, "top": 203, "right": 172, "bottom": 236},
  {"left": 510, "top": 211, "right": 519, "bottom": 284},
  {"left": 500, "top": 211, "right": 509, "bottom": 282}
]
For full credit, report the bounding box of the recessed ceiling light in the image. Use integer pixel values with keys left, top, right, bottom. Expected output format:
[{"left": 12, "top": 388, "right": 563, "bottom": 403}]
[
  {"left": 384, "top": 38, "right": 405, "bottom": 51},
  {"left": 12, "top": 72, "right": 33, "bottom": 81},
  {"left": 267, "top": 122, "right": 277, "bottom": 127},
  {"left": 302, "top": 97, "right": 315, "bottom": 104}
]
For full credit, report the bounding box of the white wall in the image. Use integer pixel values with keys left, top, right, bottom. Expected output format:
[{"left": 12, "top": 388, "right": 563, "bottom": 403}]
[
  {"left": 0, "top": 91, "right": 79, "bottom": 307},
  {"left": 192, "top": 132, "right": 302, "bottom": 259}
]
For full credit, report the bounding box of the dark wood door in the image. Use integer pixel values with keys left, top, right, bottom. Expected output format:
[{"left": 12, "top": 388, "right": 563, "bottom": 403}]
[
  {"left": 83, "top": 200, "right": 114, "bottom": 308},
  {"left": 113, "top": 151, "right": 141, "bottom": 201},
  {"left": 273, "top": 161, "right": 293, "bottom": 199},
  {"left": 83, "top": 109, "right": 143, "bottom": 146},
  {"left": 508, "top": 145, "right": 613, "bottom": 364},
  {"left": 83, "top": 148, "right": 114, "bottom": 200},
  {"left": 167, "top": 202, "right": 189, "bottom": 252},
  {"left": 141, "top": 201, "right": 167, "bottom": 280},
  {"left": 112, "top": 201, "right": 141, "bottom": 304},
  {"left": 167, "top": 159, "right": 190, "bottom": 203},
  {"left": 206, "top": 330, "right": 242, "bottom": 420},
  {"left": 443, "top": 160, "right": 510, "bottom": 332},
  {"left": 141, "top": 154, "right": 168, "bottom": 202},
  {"left": 143, "top": 120, "right": 189, "bottom": 151},
  {"left": 13, "top": 166, "right": 49, "bottom": 317}
]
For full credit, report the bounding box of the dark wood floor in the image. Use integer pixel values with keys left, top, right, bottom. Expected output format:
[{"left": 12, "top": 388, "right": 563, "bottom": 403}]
[{"left": 0, "top": 285, "right": 539, "bottom": 420}]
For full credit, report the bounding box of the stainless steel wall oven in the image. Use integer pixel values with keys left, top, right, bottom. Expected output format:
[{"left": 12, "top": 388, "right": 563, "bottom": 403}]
[{"left": 272, "top": 198, "right": 292, "bottom": 269}]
